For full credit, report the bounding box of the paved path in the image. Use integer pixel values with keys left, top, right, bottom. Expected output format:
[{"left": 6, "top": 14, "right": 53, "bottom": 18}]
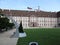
[
  {"left": 0, "top": 29, "right": 18, "bottom": 45},
  {"left": 0, "top": 38, "right": 18, "bottom": 45}
]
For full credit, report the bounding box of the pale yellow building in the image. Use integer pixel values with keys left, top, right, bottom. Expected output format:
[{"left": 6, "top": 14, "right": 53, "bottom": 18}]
[{"left": 0, "top": 9, "right": 59, "bottom": 28}]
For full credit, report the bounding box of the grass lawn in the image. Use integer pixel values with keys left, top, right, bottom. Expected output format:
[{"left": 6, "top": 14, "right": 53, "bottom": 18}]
[{"left": 16, "top": 28, "right": 60, "bottom": 45}]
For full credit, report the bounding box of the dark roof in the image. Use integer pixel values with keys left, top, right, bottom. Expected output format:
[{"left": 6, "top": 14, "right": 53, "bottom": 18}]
[{"left": 0, "top": 9, "right": 57, "bottom": 17}]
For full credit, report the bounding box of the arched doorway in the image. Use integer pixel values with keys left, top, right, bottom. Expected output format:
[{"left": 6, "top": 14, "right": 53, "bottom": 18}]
[{"left": 28, "top": 15, "right": 38, "bottom": 27}]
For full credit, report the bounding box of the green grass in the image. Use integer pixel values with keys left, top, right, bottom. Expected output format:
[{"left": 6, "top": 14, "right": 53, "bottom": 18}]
[{"left": 17, "top": 28, "right": 60, "bottom": 45}]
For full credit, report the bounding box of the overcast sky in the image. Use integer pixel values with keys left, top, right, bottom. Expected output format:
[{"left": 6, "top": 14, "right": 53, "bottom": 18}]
[{"left": 0, "top": 0, "right": 60, "bottom": 12}]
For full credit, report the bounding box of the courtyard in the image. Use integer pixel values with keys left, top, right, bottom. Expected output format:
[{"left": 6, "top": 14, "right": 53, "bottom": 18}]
[{"left": 17, "top": 28, "right": 60, "bottom": 45}]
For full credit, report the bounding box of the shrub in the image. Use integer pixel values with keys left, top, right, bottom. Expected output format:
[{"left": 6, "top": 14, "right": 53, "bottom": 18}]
[{"left": 18, "top": 21, "right": 24, "bottom": 33}]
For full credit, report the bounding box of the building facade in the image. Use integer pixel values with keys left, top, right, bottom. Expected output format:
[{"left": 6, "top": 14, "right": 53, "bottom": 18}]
[{"left": 0, "top": 9, "right": 59, "bottom": 28}]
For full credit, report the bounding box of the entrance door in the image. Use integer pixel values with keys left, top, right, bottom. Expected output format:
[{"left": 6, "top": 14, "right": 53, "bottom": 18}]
[
  {"left": 28, "top": 15, "right": 38, "bottom": 27},
  {"left": 28, "top": 22, "right": 38, "bottom": 27}
]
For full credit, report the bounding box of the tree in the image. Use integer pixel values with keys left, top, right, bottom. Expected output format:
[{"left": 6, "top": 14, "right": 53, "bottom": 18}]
[
  {"left": 18, "top": 21, "right": 24, "bottom": 33},
  {"left": 7, "top": 23, "right": 14, "bottom": 29},
  {"left": 57, "top": 11, "right": 60, "bottom": 27},
  {"left": 0, "top": 14, "right": 14, "bottom": 32},
  {"left": 0, "top": 17, "right": 9, "bottom": 31},
  {"left": 57, "top": 11, "right": 60, "bottom": 17}
]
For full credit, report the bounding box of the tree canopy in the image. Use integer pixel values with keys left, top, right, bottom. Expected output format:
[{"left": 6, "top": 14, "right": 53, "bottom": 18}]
[
  {"left": 0, "top": 14, "right": 14, "bottom": 32},
  {"left": 57, "top": 11, "right": 60, "bottom": 17}
]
